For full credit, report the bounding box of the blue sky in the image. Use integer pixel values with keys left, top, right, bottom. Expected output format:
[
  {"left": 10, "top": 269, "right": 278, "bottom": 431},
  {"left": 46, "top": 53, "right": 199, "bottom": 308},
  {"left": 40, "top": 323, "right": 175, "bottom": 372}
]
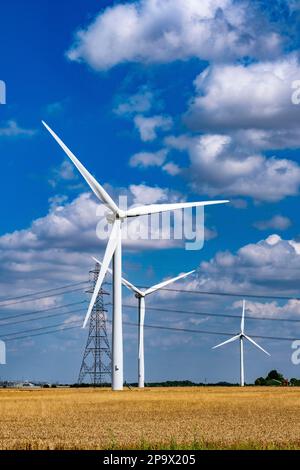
[{"left": 1, "top": 0, "right": 300, "bottom": 384}]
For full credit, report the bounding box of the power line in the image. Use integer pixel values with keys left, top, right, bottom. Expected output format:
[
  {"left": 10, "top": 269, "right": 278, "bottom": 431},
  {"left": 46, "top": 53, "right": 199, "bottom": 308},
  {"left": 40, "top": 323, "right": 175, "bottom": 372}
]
[
  {"left": 1, "top": 296, "right": 299, "bottom": 332},
  {"left": 152, "top": 286, "right": 300, "bottom": 301},
  {"left": 2, "top": 319, "right": 82, "bottom": 339},
  {"left": 0, "top": 301, "right": 87, "bottom": 322},
  {"left": 107, "top": 280, "right": 300, "bottom": 301},
  {"left": 1, "top": 289, "right": 299, "bottom": 333},
  {"left": 121, "top": 320, "right": 300, "bottom": 343},
  {"left": 0, "top": 280, "right": 88, "bottom": 304},
  {"left": 3, "top": 255, "right": 300, "bottom": 305},
  {"left": 93, "top": 280, "right": 300, "bottom": 302},
  {"left": 2, "top": 302, "right": 295, "bottom": 329},
  {"left": 121, "top": 303, "right": 300, "bottom": 324},
  {"left": 0, "top": 307, "right": 86, "bottom": 328},
  {"left": 5, "top": 325, "right": 81, "bottom": 343},
  {"left": 3, "top": 317, "right": 299, "bottom": 344},
  {"left": 0, "top": 286, "right": 88, "bottom": 308},
  {"left": 2, "top": 279, "right": 300, "bottom": 308}
]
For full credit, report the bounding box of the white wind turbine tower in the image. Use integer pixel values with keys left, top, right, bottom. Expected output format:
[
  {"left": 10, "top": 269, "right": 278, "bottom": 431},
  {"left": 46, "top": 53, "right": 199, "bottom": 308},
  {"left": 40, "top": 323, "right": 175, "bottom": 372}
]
[
  {"left": 212, "top": 300, "right": 270, "bottom": 386},
  {"left": 0, "top": 340, "right": 5, "bottom": 365},
  {"left": 42, "top": 121, "right": 229, "bottom": 391},
  {"left": 93, "top": 256, "right": 194, "bottom": 388}
]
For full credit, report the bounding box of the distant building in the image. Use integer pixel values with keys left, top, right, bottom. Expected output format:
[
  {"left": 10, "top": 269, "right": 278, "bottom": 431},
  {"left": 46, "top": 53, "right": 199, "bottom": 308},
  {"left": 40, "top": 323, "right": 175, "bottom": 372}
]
[{"left": 15, "top": 382, "right": 37, "bottom": 388}]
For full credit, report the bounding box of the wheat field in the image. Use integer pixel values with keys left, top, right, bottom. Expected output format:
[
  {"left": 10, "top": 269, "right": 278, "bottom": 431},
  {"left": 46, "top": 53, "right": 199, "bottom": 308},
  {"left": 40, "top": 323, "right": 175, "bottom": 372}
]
[{"left": 0, "top": 386, "right": 299, "bottom": 450}]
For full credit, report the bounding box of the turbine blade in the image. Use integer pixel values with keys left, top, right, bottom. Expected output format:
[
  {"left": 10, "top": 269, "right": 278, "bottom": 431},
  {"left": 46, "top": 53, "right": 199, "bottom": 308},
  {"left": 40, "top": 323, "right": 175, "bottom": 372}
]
[
  {"left": 244, "top": 334, "right": 271, "bottom": 356},
  {"left": 92, "top": 256, "right": 113, "bottom": 276},
  {"left": 83, "top": 221, "right": 119, "bottom": 328},
  {"left": 125, "top": 200, "right": 229, "bottom": 217},
  {"left": 42, "top": 121, "right": 119, "bottom": 214},
  {"left": 144, "top": 270, "right": 195, "bottom": 296},
  {"left": 241, "top": 299, "right": 245, "bottom": 334},
  {"left": 212, "top": 334, "right": 240, "bottom": 349},
  {"left": 92, "top": 256, "right": 144, "bottom": 297},
  {"left": 119, "top": 278, "right": 144, "bottom": 297}
]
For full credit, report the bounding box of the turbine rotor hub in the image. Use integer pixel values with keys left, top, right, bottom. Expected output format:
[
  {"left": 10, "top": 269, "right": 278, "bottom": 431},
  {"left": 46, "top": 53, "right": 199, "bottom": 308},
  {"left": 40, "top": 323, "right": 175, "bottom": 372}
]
[{"left": 106, "top": 211, "right": 126, "bottom": 224}]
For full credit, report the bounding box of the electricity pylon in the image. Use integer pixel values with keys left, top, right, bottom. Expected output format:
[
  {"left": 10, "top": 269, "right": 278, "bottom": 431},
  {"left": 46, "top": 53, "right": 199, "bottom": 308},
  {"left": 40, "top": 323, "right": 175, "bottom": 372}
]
[{"left": 78, "top": 263, "right": 112, "bottom": 385}]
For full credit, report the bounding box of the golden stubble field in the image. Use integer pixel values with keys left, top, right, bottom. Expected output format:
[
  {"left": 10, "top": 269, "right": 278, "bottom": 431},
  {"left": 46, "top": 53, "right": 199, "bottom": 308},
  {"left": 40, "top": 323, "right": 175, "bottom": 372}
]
[{"left": 0, "top": 386, "right": 299, "bottom": 450}]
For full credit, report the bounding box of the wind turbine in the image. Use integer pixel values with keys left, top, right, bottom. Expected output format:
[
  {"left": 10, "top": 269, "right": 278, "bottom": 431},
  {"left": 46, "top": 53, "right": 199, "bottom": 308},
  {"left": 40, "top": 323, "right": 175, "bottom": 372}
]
[
  {"left": 93, "top": 256, "right": 194, "bottom": 388},
  {"left": 42, "top": 121, "right": 229, "bottom": 391},
  {"left": 0, "top": 340, "right": 5, "bottom": 365},
  {"left": 212, "top": 300, "right": 270, "bottom": 386}
]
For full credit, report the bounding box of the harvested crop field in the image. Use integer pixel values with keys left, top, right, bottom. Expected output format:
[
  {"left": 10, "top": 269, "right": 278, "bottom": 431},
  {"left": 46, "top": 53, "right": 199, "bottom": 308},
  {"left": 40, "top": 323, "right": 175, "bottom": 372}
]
[{"left": 0, "top": 387, "right": 299, "bottom": 450}]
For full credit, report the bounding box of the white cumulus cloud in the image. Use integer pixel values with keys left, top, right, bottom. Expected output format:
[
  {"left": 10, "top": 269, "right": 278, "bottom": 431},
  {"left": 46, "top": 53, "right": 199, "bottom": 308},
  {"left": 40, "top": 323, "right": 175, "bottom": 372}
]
[
  {"left": 166, "top": 133, "right": 300, "bottom": 202},
  {"left": 0, "top": 120, "right": 36, "bottom": 138},
  {"left": 134, "top": 114, "right": 173, "bottom": 141},
  {"left": 129, "top": 149, "right": 168, "bottom": 168},
  {"left": 113, "top": 87, "right": 153, "bottom": 115},
  {"left": 67, "top": 0, "right": 281, "bottom": 70},
  {"left": 253, "top": 215, "right": 292, "bottom": 231},
  {"left": 186, "top": 54, "right": 300, "bottom": 140},
  {"left": 1, "top": 182, "right": 216, "bottom": 300},
  {"left": 196, "top": 234, "right": 300, "bottom": 296}
]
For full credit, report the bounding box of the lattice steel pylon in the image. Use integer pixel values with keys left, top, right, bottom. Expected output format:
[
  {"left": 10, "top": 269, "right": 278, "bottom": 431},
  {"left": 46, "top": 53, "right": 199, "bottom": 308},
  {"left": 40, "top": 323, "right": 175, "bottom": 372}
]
[{"left": 78, "top": 263, "right": 112, "bottom": 385}]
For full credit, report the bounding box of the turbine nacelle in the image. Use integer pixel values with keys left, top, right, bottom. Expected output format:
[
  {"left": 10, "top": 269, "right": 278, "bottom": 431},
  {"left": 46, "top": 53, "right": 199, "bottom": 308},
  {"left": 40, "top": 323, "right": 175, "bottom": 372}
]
[
  {"left": 135, "top": 292, "right": 144, "bottom": 299},
  {"left": 106, "top": 212, "right": 126, "bottom": 224}
]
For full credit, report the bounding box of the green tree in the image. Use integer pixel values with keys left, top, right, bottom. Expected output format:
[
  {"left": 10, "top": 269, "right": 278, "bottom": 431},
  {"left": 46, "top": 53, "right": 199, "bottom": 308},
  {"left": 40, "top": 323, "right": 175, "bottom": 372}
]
[
  {"left": 266, "top": 370, "right": 284, "bottom": 383},
  {"left": 290, "top": 378, "right": 300, "bottom": 386},
  {"left": 255, "top": 377, "right": 267, "bottom": 386}
]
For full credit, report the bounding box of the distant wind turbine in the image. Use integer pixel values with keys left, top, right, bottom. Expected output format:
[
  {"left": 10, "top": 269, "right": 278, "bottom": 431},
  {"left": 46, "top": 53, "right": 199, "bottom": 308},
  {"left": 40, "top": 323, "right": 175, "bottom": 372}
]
[
  {"left": 0, "top": 340, "right": 5, "bottom": 365},
  {"left": 42, "top": 120, "right": 229, "bottom": 391},
  {"left": 212, "top": 300, "right": 270, "bottom": 386},
  {"left": 93, "top": 256, "right": 194, "bottom": 388}
]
